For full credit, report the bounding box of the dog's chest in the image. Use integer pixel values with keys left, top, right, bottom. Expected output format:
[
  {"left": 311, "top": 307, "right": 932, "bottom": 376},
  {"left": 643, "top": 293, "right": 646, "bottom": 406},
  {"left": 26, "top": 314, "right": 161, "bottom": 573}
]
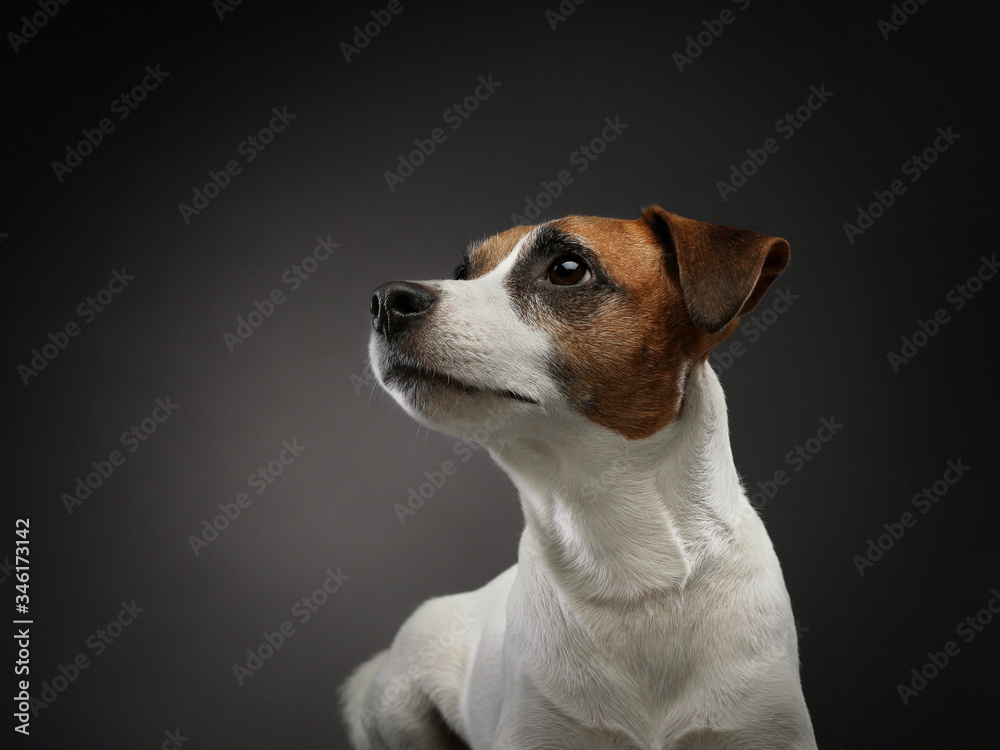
[{"left": 507, "top": 578, "right": 747, "bottom": 744}]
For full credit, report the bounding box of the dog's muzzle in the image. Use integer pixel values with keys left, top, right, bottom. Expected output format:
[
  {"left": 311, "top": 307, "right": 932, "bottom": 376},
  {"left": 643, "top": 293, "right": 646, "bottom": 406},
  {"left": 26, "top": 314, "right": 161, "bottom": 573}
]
[{"left": 370, "top": 281, "right": 436, "bottom": 338}]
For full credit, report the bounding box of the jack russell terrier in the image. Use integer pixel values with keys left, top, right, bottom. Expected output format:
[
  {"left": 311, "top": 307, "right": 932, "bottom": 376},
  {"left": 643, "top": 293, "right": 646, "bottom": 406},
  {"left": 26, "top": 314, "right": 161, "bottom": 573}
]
[{"left": 342, "top": 207, "right": 817, "bottom": 749}]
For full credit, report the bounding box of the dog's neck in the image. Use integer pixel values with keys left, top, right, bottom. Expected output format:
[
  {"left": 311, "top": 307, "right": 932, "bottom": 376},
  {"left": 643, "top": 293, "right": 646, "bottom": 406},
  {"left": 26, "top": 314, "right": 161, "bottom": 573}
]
[{"left": 490, "top": 362, "right": 748, "bottom": 605}]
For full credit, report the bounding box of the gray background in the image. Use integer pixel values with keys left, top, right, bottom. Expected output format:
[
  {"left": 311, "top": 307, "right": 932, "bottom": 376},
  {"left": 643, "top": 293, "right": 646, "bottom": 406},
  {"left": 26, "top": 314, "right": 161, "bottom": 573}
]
[{"left": 4, "top": 0, "right": 998, "bottom": 747}]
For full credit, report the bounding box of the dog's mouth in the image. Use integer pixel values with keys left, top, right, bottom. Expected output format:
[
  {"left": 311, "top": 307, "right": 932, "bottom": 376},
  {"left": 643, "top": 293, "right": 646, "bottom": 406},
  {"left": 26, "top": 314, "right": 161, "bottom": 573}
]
[{"left": 382, "top": 363, "right": 538, "bottom": 405}]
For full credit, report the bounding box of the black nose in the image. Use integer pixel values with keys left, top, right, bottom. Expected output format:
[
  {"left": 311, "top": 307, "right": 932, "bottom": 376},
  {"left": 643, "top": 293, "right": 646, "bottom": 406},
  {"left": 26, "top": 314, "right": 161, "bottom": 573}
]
[{"left": 370, "top": 281, "right": 437, "bottom": 337}]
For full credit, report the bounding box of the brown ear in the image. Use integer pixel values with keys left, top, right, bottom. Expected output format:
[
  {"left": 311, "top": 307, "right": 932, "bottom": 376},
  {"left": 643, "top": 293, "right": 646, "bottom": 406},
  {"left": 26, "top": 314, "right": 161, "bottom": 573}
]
[{"left": 640, "top": 206, "right": 790, "bottom": 334}]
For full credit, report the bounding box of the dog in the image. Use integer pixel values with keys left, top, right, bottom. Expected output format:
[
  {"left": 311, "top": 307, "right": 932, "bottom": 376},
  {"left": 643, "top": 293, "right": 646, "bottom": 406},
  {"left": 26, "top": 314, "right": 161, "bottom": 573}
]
[{"left": 342, "top": 206, "right": 817, "bottom": 749}]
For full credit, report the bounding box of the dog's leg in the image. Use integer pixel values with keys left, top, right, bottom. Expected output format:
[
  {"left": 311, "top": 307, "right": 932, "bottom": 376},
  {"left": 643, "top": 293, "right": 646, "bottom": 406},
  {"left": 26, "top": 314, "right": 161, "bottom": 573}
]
[
  {"left": 340, "top": 646, "right": 471, "bottom": 749},
  {"left": 340, "top": 592, "right": 484, "bottom": 750},
  {"left": 340, "top": 649, "right": 388, "bottom": 749}
]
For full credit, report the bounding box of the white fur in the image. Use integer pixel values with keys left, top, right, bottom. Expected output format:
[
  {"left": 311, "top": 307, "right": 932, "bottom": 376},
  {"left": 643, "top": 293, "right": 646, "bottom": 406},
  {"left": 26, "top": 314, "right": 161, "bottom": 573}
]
[{"left": 345, "top": 236, "right": 817, "bottom": 749}]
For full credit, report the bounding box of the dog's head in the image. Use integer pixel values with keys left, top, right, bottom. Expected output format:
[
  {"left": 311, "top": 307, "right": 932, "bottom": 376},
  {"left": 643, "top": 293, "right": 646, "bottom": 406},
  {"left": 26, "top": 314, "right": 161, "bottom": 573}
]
[{"left": 368, "top": 207, "right": 788, "bottom": 443}]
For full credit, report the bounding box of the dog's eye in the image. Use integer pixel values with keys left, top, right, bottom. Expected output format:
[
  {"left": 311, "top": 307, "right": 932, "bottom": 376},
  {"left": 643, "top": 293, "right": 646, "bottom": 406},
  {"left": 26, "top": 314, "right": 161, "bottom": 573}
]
[
  {"left": 547, "top": 254, "right": 590, "bottom": 286},
  {"left": 454, "top": 262, "right": 469, "bottom": 281}
]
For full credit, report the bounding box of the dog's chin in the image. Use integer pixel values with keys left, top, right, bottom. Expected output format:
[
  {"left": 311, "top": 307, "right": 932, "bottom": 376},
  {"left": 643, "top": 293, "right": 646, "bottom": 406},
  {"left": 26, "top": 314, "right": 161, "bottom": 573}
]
[{"left": 375, "top": 358, "right": 538, "bottom": 437}]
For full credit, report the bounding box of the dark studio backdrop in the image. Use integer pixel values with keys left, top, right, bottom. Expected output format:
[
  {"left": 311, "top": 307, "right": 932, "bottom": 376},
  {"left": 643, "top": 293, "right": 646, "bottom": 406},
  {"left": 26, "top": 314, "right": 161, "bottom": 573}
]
[{"left": 3, "top": 0, "right": 998, "bottom": 747}]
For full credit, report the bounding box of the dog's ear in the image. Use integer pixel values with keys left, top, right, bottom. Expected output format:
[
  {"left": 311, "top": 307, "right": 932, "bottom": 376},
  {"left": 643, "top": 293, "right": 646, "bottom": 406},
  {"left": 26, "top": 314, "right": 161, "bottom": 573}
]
[{"left": 640, "top": 206, "right": 790, "bottom": 334}]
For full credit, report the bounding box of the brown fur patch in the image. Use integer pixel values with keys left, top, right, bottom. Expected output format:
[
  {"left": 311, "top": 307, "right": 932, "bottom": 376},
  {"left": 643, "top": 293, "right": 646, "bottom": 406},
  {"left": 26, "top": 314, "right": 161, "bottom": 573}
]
[
  {"left": 537, "top": 211, "right": 787, "bottom": 440},
  {"left": 458, "top": 210, "right": 787, "bottom": 440},
  {"left": 466, "top": 225, "right": 533, "bottom": 279},
  {"left": 547, "top": 215, "right": 710, "bottom": 439},
  {"left": 643, "top": 208, "right": 790, "bottom": 334}
]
